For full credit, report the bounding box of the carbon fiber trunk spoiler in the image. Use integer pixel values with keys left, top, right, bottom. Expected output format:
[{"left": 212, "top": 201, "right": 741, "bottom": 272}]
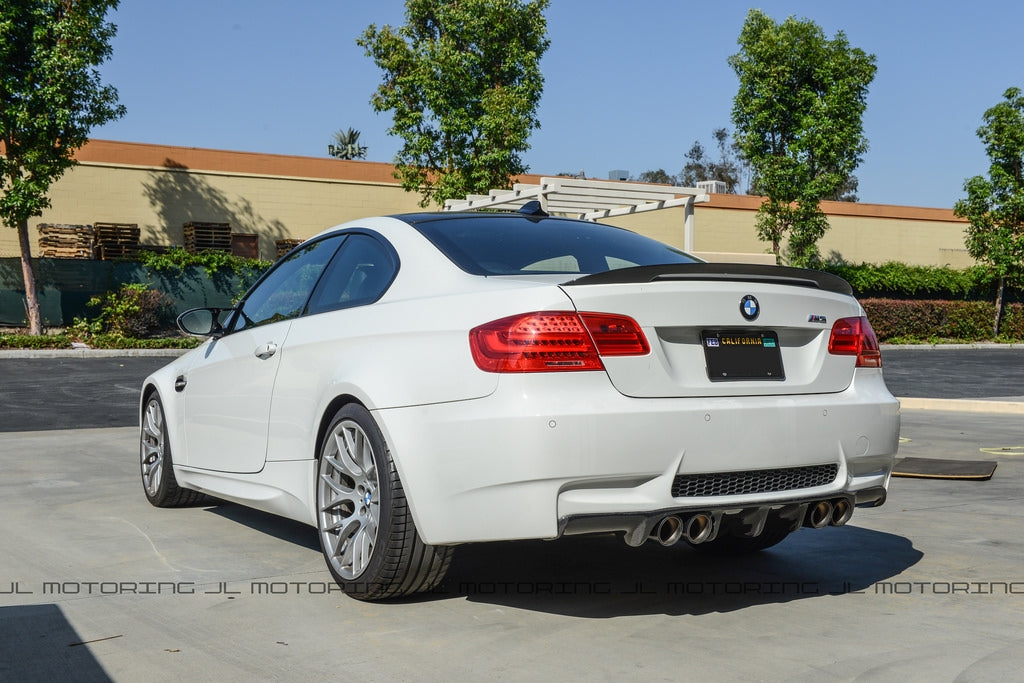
[{"left": 563, "top": 263, "right": 854, "bottom": 297}]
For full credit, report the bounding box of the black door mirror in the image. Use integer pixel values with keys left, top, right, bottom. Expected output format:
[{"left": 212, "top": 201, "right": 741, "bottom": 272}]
[{"left": 177, "top": 308, "right": 231, "bottom": 338}]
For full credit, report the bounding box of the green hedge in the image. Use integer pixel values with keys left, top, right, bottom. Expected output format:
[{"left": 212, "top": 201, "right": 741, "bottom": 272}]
[
  {"left": 820, "top": 262, "right": 1022, "bottom": 302},
  {"left": 861, "top": 299, "right": 1024, "bottom": 342}
]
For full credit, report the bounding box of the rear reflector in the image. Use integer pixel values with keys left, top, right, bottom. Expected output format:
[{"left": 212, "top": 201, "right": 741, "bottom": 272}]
[
  {"left": 828, "top": 316, "right": 882, "bottom": 367},
  {"left": 470, "top": 311, "right": 648, "bottom": 373}
]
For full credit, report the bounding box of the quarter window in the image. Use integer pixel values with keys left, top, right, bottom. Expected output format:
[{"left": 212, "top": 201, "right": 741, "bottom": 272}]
[{"left": 306, "top": 234, "right": 397, "bottom": 315}]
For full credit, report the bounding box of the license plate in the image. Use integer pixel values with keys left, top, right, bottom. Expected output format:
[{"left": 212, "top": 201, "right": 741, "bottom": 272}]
[{"left": 702, "top": 330, "right": 785, "bottom": 381}]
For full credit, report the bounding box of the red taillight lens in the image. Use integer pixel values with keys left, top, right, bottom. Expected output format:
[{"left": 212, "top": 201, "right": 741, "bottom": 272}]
[
  {"left": 828, "top": 316, "right": 882, "bottom": 368},
  {"left": 469, "top": 311, "right": 648, "bottom": 373},
  {"left": 580, "top": 313, "right": 651, "bottom": 356}
]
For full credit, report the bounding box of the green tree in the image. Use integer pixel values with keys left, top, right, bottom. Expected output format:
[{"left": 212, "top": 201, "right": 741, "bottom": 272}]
[
  {"left": 954, "top": 87, "right": 1024, "bottom": 336},
  {"left": 635, "top": 169, "right": 676, "bottom": 185},
  {"left": 729, "top": 10, "right": 876, "bottom": 266},
  {"left": 0, "top": 0, "right": 125, "bottom": 334},
  {"left": 679, "top": 127, "right": 741, "bottom": 192},
  {"left": 358, "top": 0, "right": 549, "bottom": 207},
  {"left": 328, "top": 127, "right": 368, "bottom": 160}
]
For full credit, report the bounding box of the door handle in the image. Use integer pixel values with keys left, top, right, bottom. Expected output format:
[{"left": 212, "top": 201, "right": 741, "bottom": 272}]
[{"left": 254, "top": 342, "right": 278, "bottom": 360}]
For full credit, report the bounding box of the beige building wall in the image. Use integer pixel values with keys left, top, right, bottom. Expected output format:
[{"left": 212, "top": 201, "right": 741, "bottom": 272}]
[{"left": 1, "top": 139, "right": 973, "bottom": 267}]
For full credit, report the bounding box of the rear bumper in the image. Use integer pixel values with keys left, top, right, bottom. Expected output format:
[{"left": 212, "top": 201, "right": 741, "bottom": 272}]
[{"left": 375, "top": 369, "right": 899, "bottom": 545}]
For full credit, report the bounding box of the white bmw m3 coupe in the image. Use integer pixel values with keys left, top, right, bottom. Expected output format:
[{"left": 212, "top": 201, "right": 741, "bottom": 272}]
[{"left": 140, "top": 206, "right": 900, "bottom": 600}]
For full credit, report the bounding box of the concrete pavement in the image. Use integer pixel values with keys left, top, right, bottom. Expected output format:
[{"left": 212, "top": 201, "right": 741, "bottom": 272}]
[{"left": 1, "top": 413, "right": 1022, "bottom": 680}]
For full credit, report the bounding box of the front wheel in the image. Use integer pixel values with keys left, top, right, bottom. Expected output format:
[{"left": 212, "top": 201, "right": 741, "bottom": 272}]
[
  {"left": 316, "top": 404, "right": 452, "bottom": 600},
  {"left": 140, "top": 393, "right": 205, "bottom": 507}
]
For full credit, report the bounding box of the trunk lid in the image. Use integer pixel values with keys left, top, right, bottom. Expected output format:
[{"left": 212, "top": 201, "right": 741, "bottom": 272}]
[{"left": 560, "top": 264, "right": 864, "bottom": 398}]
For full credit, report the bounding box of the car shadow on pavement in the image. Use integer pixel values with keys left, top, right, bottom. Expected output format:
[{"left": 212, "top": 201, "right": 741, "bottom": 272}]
[
  {"left": 203, "top": 501, "right": 321, "bottom": 552},
  {"left": 431, "top": 526, "right": 922, "bottom": 617},
  {"left": 191, "top": 500, "right": 921, "bottom": 617}
]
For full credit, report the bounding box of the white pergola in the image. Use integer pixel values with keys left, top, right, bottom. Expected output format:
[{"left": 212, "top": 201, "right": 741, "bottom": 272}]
[{"left": 442, "top": 177, "right": 710, "bottom": 252}]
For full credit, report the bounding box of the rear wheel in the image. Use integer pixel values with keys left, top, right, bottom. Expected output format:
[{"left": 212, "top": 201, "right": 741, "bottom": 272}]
[
  {"left": 140, "top": 393, "right": 205, "bottom": 507},
  {"left": 316, "top": 404, "right": 452, "bottom": 600}
]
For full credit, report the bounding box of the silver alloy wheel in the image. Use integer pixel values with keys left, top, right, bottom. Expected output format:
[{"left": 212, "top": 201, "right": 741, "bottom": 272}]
[
  {"left": 318, "top": 418, "right": 381, "bottom": 580},
  {"left": 141, "top": 397, "right": 165, "bottom": 497}
]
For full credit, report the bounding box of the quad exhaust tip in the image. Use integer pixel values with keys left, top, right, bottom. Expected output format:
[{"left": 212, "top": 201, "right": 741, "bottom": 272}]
[
  {"left": 804, "top": 498, "right": 855, "bottom": 529},
  {"left": 650, "top": 513, "right": 715, "bottom": 546},
  {"left": 652, "top": 515, "right": 684, "bottom": 546},
  {"left": 684, "top": 513, "right": 714, "bottom": 544},
  {"left": 830, "top": 497, "right": 854, "bottom": 527},
  {"left": 806, "top": 500, "right": 833, "bottom": 529},
  {"left": 646, "top": 501, "right": 851, "bottom": 548}
]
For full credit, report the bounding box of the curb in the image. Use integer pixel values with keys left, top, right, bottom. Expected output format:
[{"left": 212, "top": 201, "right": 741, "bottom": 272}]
[
  {"left": 0, "top": 348, "right": 190, "bottom": 359},
  {"left": 898, "top": 397, "right": 1024, "bottom": 414}
]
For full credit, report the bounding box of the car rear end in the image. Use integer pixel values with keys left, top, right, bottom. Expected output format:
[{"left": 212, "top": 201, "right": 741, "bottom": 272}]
[{"left": 376, "top": 215, "right": 899, "bottom": 548}]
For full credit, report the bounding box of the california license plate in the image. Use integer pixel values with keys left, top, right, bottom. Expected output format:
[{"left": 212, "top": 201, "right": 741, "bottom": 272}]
[{"left": 702, "top": 330, "right": 785, "bottom": 381}]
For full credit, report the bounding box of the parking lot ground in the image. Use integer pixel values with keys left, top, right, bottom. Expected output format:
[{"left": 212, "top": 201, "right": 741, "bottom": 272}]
[{"left": 2, "top": 411, "right": 1023, "bottom": 681}]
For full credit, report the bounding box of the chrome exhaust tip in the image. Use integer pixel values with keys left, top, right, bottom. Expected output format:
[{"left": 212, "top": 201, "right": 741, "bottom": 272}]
[
  {"left": 805, "top": 500, "right": 833, "bottom": 529},
  {"left": 651, "top": 515, "right": 684, "bottom": 546},
  {"left": 830, "top": 497, "right": 854, "bottom": 527},
  {"left": 683, "top": 513, "right": 714, "bottom": 544}
]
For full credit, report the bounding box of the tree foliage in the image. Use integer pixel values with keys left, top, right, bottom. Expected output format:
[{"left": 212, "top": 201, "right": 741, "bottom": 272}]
[
  {"left": 679, "top": 127, "right": 741, "bottom": 192},
  {"left": 953, "top": 87, "right": 1024, "bottom": 335},
  {"left": 0, "top": 0, "right": 125, "bottom": 334},
  {"left": 729, "top": 10, "right": 875, "bottom": 266},
  {"left": 358, "top": 0, "right": 549, "bottom": 207},
  {"left": 634, "top": 169, "right": 675, "bottom": 186}
]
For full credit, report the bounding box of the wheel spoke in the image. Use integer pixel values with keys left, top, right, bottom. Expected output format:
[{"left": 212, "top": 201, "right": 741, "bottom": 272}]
[{"left": 335, "top": 428, "right": 364, "bottom": 477}]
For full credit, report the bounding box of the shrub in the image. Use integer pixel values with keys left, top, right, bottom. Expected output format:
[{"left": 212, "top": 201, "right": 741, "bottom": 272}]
[{"left": 80, "top": 283, "right": 175, "bottom": 338}]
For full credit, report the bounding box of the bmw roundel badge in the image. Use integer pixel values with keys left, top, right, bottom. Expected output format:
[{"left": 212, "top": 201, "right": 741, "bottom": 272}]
[{"left": 740, "top": 295, "right": 760, "bottom": 321}]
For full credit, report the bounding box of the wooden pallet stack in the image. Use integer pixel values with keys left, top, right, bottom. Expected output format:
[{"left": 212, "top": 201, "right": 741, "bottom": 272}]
[
  {"left": 37, "top": 224, "right": 95, "bottom": 259},
  {"left": 184, "top": 221, "right": 231, "bottom": 254},
  {"left": 275, "top": 238, "right": 302, "bottom": 259},
  {"left": 94, "top": 222, "right": 141, "bottom": 260}
]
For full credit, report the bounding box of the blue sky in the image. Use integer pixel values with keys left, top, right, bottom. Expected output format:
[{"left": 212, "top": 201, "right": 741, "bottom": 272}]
[{"left": 92, "top": 1, "right": 1024, "bottom": 210}]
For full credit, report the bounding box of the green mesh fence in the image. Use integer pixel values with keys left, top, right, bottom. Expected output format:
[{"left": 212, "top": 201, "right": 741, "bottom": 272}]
[{"left": 0, "top": 258, "right": 246, "bottom": 326}]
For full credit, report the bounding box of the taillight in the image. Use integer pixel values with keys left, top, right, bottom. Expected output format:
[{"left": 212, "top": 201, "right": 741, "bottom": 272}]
[
  {"left": 828, "top": 316, "right": 882, "bottom": 367},
  {"left": 469, "top": 311, "right": 648, "bottom": 373}
]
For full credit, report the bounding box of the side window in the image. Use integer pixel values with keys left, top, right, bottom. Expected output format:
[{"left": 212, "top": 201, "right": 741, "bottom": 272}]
[
  {"left": 306, "top": 234, "right": 397, "bottom": 315},
  {"left": 232, "top": 235, "right": 344, "bottom": 332}
]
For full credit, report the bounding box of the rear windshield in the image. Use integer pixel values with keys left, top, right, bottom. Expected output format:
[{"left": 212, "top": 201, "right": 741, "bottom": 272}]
[{"left": 403, "top": 213, "right": 699, "bottom": 276}]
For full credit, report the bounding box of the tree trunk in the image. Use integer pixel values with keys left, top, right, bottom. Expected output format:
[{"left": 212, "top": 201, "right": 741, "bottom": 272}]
[
  {"left": 993, "top": 275, "right": 1005, "bottom": 338},
  {"left": 16, "top": 217, "right": 42, "bottom": 335}
]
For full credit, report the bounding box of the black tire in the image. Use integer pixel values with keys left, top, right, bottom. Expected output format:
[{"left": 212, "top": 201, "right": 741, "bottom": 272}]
[
  {"left": 688, "top": 517, "right": 792, "bottom": 554},
  {"left": 316, "top": 404, "right": 452, "bottom": 600},
  {"left": 140, "top": 392, "right": 206, "bottom": 507}
]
